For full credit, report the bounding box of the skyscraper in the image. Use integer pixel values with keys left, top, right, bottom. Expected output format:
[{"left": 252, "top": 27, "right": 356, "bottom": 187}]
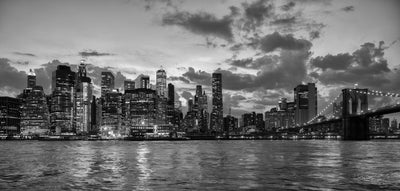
[
  {"left": 50, "top": 65, "right": 76, "bottom": 134},
  {"left": 135, "top": 74, "right": 150, "bottom": 89},
  {"left": 74, "top": 61, "right": 93, "bottom": 134},
  {"left": 101, "top": 72, "right": 114, "bottom": 98},
  {"left": 156, "top": 69, "right": 167, "bottom": 97},
  {"left": 195, "top": 85, "right": 208, "bottom": 133},
  {"left": 27, "top": 69, "right": 36, "bottom": 88},
  {"left": 294, "top": 83, "right": 317, "bottom": 125},
  {"left": 124, "top": 80, "right": 135, "bottom": 92},
  {"left": 166, "top": 83, "right": 177, "bottom": 126},
  {"left": 210, "top": 73, "right": 223, "bottom": 133}
]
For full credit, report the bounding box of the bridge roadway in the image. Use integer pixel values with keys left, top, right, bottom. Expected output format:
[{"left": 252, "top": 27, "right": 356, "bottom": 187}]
[{"left": 284, "top": 104, "right": 400, "bottom": 139}]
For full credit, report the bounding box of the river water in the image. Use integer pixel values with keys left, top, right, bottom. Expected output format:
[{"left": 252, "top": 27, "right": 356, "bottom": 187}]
[{"left": 0, "top": 140, "right": 399, "bottom": 190}]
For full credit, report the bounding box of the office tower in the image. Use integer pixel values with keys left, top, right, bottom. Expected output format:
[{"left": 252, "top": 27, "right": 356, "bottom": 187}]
[
  {"left": 20, "top": 85, "right": 50, "bottom": 136},
  {"left": 167, "top": 83, "right": 175, "bottom": 124},
  {"left": 90, "top": 96, "right": 101, "bottom": 134},
  {"left": 135, "top": 74, "right": 150, "bottom": 89},
  {"left": 101, "top": 72, "right": 114, "bottom": 98},
  {"left": 210, "top": 73, "right": 223, "bottom": 133},
  {"left": 223, "top": 115, "right": 237, "bottom": 136},
  {"left": 265, "top": 101, "right": 295, "bottom": 131},
  {"left": 156, "top": 69, "right": 167, "bottom": 97},
  {"left": 124, "top": 80, "right": 135, "bottom": 92},
  {"left": 102, "top": 89, "right": 122, "bottom": 129},
  {"left": 27, "top": 69, "right": 36, "bottom": 88},
  {"left": 382, "top": 118, "right": 390, "bottom": 134},
  {"left": 391, "top": 119, "right": 398, "bottom": 131},
  {"left": 242, "top": 112, "right": 254, "bottom": 127},
  {"left": 278, "top": 98, "right": 287, "bottom": 111},
  {"left": 255, "top": 113, "right": 264, "bottom": 132},
  {"left": 0, "top": 96, "right": 21, "bottom": 135},
  {"left": 188, "top": 99, "right": 194, "bottom": 112},
  {"left": 294, "top": 83, "right": 317, "bottom": 125},
  {"left": 123, "top": 88, "right": 157, "bottom": 126},
  {"left": 74, "top": 61, "right": 93, "bottom": 134},
  {"left": 195, "top": 85, "right": 209, "bottom": 133},
  {"left": 50, "top": 65, "right": 75, "bottom": 134}
]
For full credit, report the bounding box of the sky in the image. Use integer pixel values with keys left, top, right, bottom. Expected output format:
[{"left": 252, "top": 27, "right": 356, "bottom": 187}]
[{"left": 0, "top": 0, "right": 399, "bottom": 117}]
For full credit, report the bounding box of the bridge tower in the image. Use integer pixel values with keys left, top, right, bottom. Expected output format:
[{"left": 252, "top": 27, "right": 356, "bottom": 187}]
[{"left": 342, "top": 88, "right": 369, "bottom": 140}]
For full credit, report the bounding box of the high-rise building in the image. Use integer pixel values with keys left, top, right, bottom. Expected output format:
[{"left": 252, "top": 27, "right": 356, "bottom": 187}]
[
  {"left": 20, "top": 85, "right": 50, "bottom": 136},
  {"left": 391, "top": 119, "right": 398, "bottom": 131},
  {"left": 101, "top": 72, "right": 114, "bottom": 98},
  {"left": 242, "top": 112, "right": 256, "bottom": 127},
  {"left": 265, "top": 101, "right": 295, "bottom": 131},
  {"left": 223, "top": 115, "right": 237, "bottom": 136},
  {"left": 255, "top": 113, "right": 264, "bottom": 132},
  {"left": 123, "top": 88, "right": 157, "bottom": 126},
  {"left": 194, "top": 85, "right": 208, "bottom": 133},
  {"left": 124, "top": 80, "right": 135, "bottom": 92},
  {"left": 294, "top": 83, "right": 317, "bottom": 126},
  {"left": 382, "top": 118, "right": 390, "bottom": 134},
  {"left": 27, "top": 69, "right": 36, "bottom": 88},
  {"left": 50, "top": 65, "right": 75, "bottom": 134},
  {"left": 0, "top": 96, "right": 21, "bottom": 135},
  {"left": 74, "top": 61, "right": 93, "bottom": 134},
  {"left": 210, "top": 73, "right": 223, "bottom": 133},
  {"left": 167, "top": 83, "right": 175, "bottom": 125},
  {"left": 156, "top": 69, "right": 167, "bottom": 97},
  {"left": 135, "top": 74, "right": 150, "bottom": 89},
  {"left": 102, "top": 89, "right": 122, "bottom": 129}
]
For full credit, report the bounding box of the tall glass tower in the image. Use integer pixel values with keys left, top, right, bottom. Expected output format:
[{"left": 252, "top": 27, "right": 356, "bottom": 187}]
[{"left": 210, "top": 73, "right": 223, "bottom": 133}]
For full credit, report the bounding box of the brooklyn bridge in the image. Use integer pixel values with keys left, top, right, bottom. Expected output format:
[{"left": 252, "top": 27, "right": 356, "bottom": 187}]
[{"left": 281, "top": 87, "right": 400, "bottom": 140}]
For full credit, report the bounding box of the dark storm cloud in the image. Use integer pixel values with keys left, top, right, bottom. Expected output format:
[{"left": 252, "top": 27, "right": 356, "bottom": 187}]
[
  {"left": 310, "top": 53, "right": 353, "bottom": 71},
  {"left": 229, "top": 55, "right": 279, "bottom": 69},
  {"left": 168, "top": 76, "right": 190, "bottom": 84},
  {"left": 341, "top": 6, "right": 354, "bottom": 12},
  {"left": 162, "top": 11, "right": 234, "bottom": 41},
  {"left": 241, "top": 0, "right": 274, "bottom": 31},
  {"left": 0, "top": 58, "right": 27, "bottom": 95},
  {"left": 309, "top": 30, "right": 320, "bottom": 40},
  {"left": 312, "top": 41, "right": 392, "bottom": 88},
  {"left": 185, "top": 33, "right": 311, "bottom": 91},
  {"left": 181, "top": 91, "right": 193, "bottom": 101},
  {"left": 13, "top": 52, "right": 36, "bottom": 57},
  {"left": 255, "top": 32, "right": 312, "bottom": 52},
  {"left": 79, "top": 50, "right": 114, "bottom": 57},
  {"left": 182, "top": 67, "right": 212, "bottom": 85},
  {"left": 270, "top": 16, "right": 296, "bottom": 25},
  {"left": 281, "top": 1, "right": 295, "bottom": 11}
]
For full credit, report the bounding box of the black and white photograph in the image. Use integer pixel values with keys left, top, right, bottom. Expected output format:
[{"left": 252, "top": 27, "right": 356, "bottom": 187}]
[{"left": 0, "top": 0, "right": 399, "bottom": 190}]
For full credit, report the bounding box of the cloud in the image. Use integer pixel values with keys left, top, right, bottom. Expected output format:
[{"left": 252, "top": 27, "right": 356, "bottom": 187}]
[
  {"left": 182, "top": 67, "right": 212, "bottom": 85},
  {"left": 0, "top": 58, "right": 27, "bottom": 96},
  {"left": 311, "top": 41, "right": 393, "bottom": 89},
  {"left": 181, "top": 91, "right": 193, "bottom": 101},
  {"left": 281, "top": 1, "right": 295, "bottom": 11},
  {"left": 13, "top": 52, "right": 36, "bottom": 57},
  {"left": 270, "top": 16, "right": 296, "bottom": 25},
  {"left": 241, "top": 0, "right": 274, "bottom": 31},
  {"left": 255, "top": 32, "right": 312, "bottom": 53},
  {"left": 341, "top": 6, "right": 354, "bottom": 12},
  {"left": 310, "top": 53, "right": 353, "bottom": 71},
  {"left": 168, "top": 76, "right": 190, "bottom": 84},
  {"left": 79, "top": 50, "right": 114, "bottom": 57},
  {"left": 162, "top": 11, "right": 234, "bottom": 41},
  {"left": 309, "top": 30, "right": 320, "bottom": 40}
]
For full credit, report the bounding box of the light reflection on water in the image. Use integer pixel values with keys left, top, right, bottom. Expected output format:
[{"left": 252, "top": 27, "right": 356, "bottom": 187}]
[{"left": 1, "top": 140, "right": 400, "bottom": 190}]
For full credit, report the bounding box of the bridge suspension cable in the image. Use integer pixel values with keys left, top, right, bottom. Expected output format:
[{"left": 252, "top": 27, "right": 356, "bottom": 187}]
[{"left": 306, "top": 92, "right": 342, "bottom": 125}]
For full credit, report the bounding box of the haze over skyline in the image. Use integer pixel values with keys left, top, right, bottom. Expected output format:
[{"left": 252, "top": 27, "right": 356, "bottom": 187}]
[{"left": 1, "top": 0, "right": 399, "bottom": 117}]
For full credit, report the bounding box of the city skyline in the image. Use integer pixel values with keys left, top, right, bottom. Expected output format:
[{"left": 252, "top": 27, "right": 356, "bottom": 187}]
[{"left": 1, "top": 0, "right": 400, "bottom": 117}]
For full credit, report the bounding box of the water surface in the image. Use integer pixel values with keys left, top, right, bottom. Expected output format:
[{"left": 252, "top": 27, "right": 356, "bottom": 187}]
[{"left": 1, "top": 140, "right": 399, "bottom": 190}]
